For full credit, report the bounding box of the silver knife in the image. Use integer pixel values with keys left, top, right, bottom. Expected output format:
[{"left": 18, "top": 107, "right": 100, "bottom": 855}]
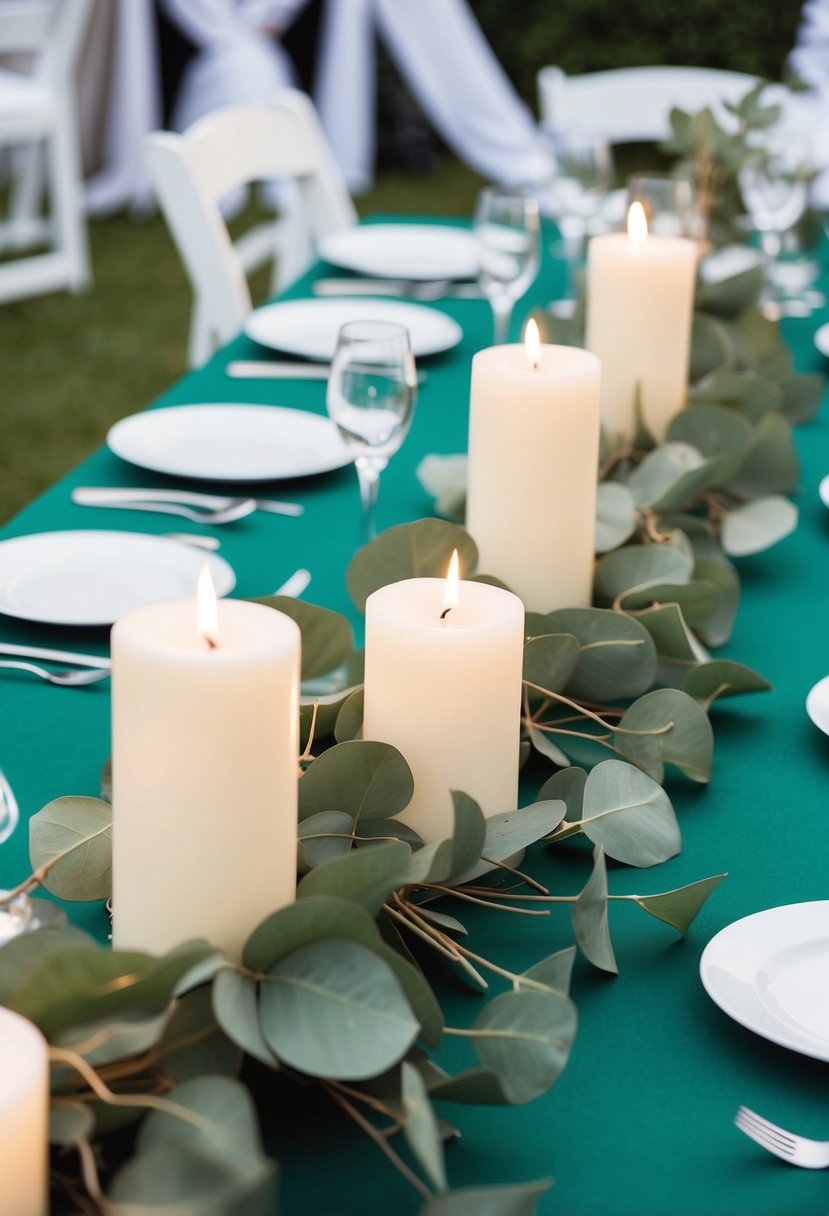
[
  {"left": 72, "top": 488, "right": 304, "bottom": 517},
  {"left": 313, "top": 278, "right": 482, "bottom": 300},
  {"left": 0, "top": 643, "right": 111, "bottom": 669}
]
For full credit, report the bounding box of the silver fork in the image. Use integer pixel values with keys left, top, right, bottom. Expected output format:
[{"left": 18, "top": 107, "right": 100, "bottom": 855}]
[
  {"left": 0, "top": 660, "right": 111, "bottom": 688},
  {"left": 71, "top": 492, "right": 256, "bottom": 525},
  {"left": 735, "top": 1106, "right": 829, "bottom": 1168}
]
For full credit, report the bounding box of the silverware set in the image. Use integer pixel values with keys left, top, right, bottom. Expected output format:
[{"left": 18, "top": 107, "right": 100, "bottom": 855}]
[{"left": 72, "top": 487, "right": 303, "bottom": 523}]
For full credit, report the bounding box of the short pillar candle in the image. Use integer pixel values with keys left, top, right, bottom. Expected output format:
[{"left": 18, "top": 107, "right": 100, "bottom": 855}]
[
  {"left": 586, "top": 202, "right": 697, "bottom": 442},
  {"left": 112, "top": 578, "right": 300, "bottom": 960},
  {"left": 0, "top": 1006, "right": 48, "bottom": 1216},
  {"left": 363, "top": 557, "right": 525, "bottom": 843},
  {"left": 466, "top": 324, "right": 601, "bottom": 612}
]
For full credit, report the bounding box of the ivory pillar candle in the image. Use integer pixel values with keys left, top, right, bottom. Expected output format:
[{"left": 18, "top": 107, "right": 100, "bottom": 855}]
[
  {"left": 112, "top": 580, "right": 300, "bottom": 960},
  {"left": 363, "top": 562, "right": 524, "bottom": 843},
  {"left": 586, "top": 202, "right": 697, "bottom": 442},
  {"left": 0, "top": 1007, "right": 48, "bottom": 1216},
  {"left": 465, "top": 326, "right": 601, "bottom": 612}
]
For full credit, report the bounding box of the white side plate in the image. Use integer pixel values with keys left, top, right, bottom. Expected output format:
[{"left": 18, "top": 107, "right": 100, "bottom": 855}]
[
  {"left": 0, "top": 531, "right": 235, "bottom": 626},
  {"left": 700, "top": 901, "right": 829, "bottom": 1061},
  {"left": 806, "top": 673, "right": 829, "bottom": 735},
  {"left": 108, "top": 405, "right": 352, "bottom": 482},
  {"left": 317, "top": 224, "right": 479, "bottom": 281},
  {"left": 815, "top": 324, "right": 829, "bottom": 359},
  {"left": 245, "top": 297, "right": 462, "bottom": 360}
]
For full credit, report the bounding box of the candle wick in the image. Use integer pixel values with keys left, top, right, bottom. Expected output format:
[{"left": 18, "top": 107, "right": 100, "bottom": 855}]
[
  {"left": 440, "top": 607, "right": 452, "bottom": 621},
  {"left": 532, "top": 358, "right": 540, "bottom": 371},
  {"left": 205, "top": 636, "right": 218, "bottom": 650}
]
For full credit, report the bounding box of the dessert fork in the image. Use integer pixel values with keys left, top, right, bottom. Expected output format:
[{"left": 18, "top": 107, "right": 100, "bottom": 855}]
[{"left": 735, "top": 1106, "right": 829, "bottom": 1168}]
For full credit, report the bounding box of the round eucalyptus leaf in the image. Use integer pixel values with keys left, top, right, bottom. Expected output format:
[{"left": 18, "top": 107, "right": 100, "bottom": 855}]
[
  {"left": 151, "top": 983, "right": 240, "bottom": 1084},
  {"left": 212, "top": 969, "right": 276, "bottom": 1068},
  {"left": 355, "top": 818, "right": 423, "bottom": 847},
  {"left": 667, "top": 403, "right": 753, "bottom": 481},
  {"left": 297, "top": 840, "right": 412, "bottom": 915},
  {"left": 572, "top": 847, "right": 617, "bottom": 973},
  {"left": 108, "top": 1138, "right": 272, "bottom": 1213},
  {"left": 691, "top": 370, "right": 782, "bottom": 423},
  {"left": 401, "top": 1061, "right": 448, "bottom": 1193},
  {"left": 779, "top": 372, "right": 824, "bottom": 425},
  {"left": 595, "top": 482, "right": 636, "bottom": 553},
  {"left": 524, "top": 610, "right": 557, "bottom": 640},
  {"left": 521, "top": 946, "right": 577, "bottom": 997},
  {"left": 582, "top": 759, "right": 681, "bottom": 867},
  {"left": 523, "top": 633, "right": 579, "bottom": 695},
  {"left": 695, "top": 258, "right": 764, "bottom": 318},
  {"left": 538, "top": 767, "right": 587, "bottom": 823},
  {"left": 406, "top": 838, "right": 456, "bottom": 885},
  {"left": 627, "top": 442, "right": 713, "bottom": 510},
  {"left": 29, "top": 796, "right": 112, "bottom": 901},
  {"left": 618, "top": 578, "right": 721, "bottom": 623},
  {"left": 346, "top": 519, "right": 478, "bottom": 612},
  {"left": 729, "top": 306, "right": 784, "bottom": 368},
  {"left": 297, "top": 810, "right": 354, "bottom": 869},
  {"left": 0, "top": 926, "right": 94, "bottom": 1006},
  {"left": 418, "top": 1179, "right": 552, "bottom": 1216},
  {"left": 550, "top": 608, "right": 657, "bottom": 701},
  {"left": 527, "top": 724, "right": 571, "bottom": 768},
  {"left": 455, "top": 799, "right": 567, "bottom": 884},
  {"left": 298, "top": 739, "right": 414, "bottom": 823},
  {"left": 441, "top": 791, "right": 488, "bottom": 883},
  {"left": 634, "top": 873, "right": 727, "bottom": 936},
  {"left": 635, "top": 602, "right": 704, "bottom": 662},
  {"left": 56, "top": 1009, "right": 171, "bottom": 1069},
  {"left": 427, "top": 1065, "right": 510, "bottom": 1105},
  {"left": 252, "top": 596, "right": 353, "bottom": 680},
  {"left": 136, "top": 1076, "right": 265, "bottom": 1169},
  {"left": 334, "top": 687, "right": 364, "bottom": 742},
  {"left": 657, "top": 512, "right": 719, "bottom": 560},
  {"left": 725, "top": 412, "right": 799, "bottom": 497},
  {"left": 300, "top": 685, "right": 361, "bottom": 748},
  {"left": 594, "top": 544, "right": 692, "bottom": 604},
  {"left": 683, "top": 660, "right": 771, "bottom": 706},
  {"left": 613, "top": 688, "right": 714, "bottom": 784},
  {"left": 468, "top": 988, "right": 577, "bottom": 1104},
  {"left": 375, "top": 943, "right": 444, "bottom": 1050},
  {"left": 692, "top": 556, "right": 740, "bottom": 647},
  {"left": 243, "top": 894, "right": 381, "bottom": 973},
  {"left": 260, "top": 939, "right": 419, "bottom": 1080},
  {"left": 49, "top": 1102, "right": 94, "bottom": 1146},
  {"left": 720, "top": 495, "right": 798, "bottom": 557},
  {"left": 689, "top": 312, "right": 736, "bottom": 381}
]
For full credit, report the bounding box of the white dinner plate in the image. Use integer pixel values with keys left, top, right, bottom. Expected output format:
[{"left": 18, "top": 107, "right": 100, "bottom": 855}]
[
  {"left": 108, "top": 405, "right": 352, "bottom": 482},
  {"left": 317, "top": 224, "right": 479, "bottom": 281},
  {"left": 806, "top": 673, "right": 829, "bottom": 735},
  {"left": 0, "top": 531, "right": 235, "bottom": 626},
  {"left": 245, "top": 297, "right": 462, "bottom": 360},
  {"left": 700, "top": 901, "right": 829, "bottom": 1061},
  {"left": 815, "top": 324, "right": 829, "bottom": 359}
]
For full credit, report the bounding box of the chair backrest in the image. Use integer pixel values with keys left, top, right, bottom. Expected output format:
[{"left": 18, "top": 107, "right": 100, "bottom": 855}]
[
  {"left": 538, "top": 65, "right": 761, "bottom": 143},
  {"left": 0, "top": 0, "right": 93, "bottom": 82},
  {"left": 143, "top": 90, "right": 357, "bottom": 366}
]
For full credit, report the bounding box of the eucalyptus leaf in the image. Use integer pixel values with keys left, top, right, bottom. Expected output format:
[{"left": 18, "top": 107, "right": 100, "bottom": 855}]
[
  {"left": 729, "top": 306, "right": 784, "bottom": 368},
  {"left": 402, "top": 1061, "right": 448, "bottom": 1192},
  {"left": 374, "top": 943, "right": 444, "bottom": 1050},
  {"left": 212, "top": 969, "right": 276, "bottom": 1068},
  {"left": 243, "top": 894, "right": 382, "bottom": 973},
  {"left": 297, "top": 840, "right": 412, "bottom": 915},
  {"left": 0, "top": 926, "right": 94, "bottom": 1006},
  {"left": 691, "top": 556, "right": 740, "bottom": 647},
  {"left": 252, "top": 595, "right": 352, "bottom": 680},
  {"left": 56, "top": 1009, "right": 171, "bottom": 1069},
  {"left": 594, "top": 544, "right": 692, "bottom": 604},
  {"left": 148, "top": 982, "right": 240, "bottom": 1084},
  {"left": 298, "top": 739, "right": 414, "bottom": 823},
  {"left": 689, "top": 312, "right": 736, "bottom": 381},
  {"left": 683, "top": 660, "right": 771, "bottom": 706},
  {"left": 634, "top": 873, "right": 727, "bottom": 935},
  {"left": 613, "top": 688, "right": 713, "bottom": 784},
  {"left": 595, "top": 482, "right": 636, "bottom": 552},
  {"left": 725, "top": 412, "right": 799, "bottom": 497},
  {"left": 572, "top": 847, "right": 617, "bottom": 973},
  {"left": 455, "top": 800, "right": 566, "bottom": 884},
  {"left": 522, "top": 946, "right": 577, "bottom": 996},
  {"left": 618, "top": 577, "right": 721, "bottom": 624},
  {"left": 522, "top": 633, "right": 579, "bottom": 696},
  {"left": 538, "top": 767, "right": 586, "bottom": 823},
  {"left": 667, "top": 403, "right": 753, "bottom": 481},
  {"left": 418, "top": 1178, "right": 552, "bottom": 1216},
  {"left": 137, "top": 1075, "right": 266, "bottom": 1170},
  {"left": 778, "top": 372, "right": 824, "bottom": 424},
  {"left": 580, "top": 759, "right": 681, "bottom": 867},
  {"left": 347, "top": 519, "right": 478, "bottom": 611},
  {"left": 426, "top": 1065, "right": 511, "bottom": 1105},
  {"left": 334, "top": 687, "right": 364, "bottom": 742},
  {"left": 720, "top": 495, "right": 798, "bottom": 556},
  {"left": 550, "top": 608, "right": 657, "bottom": 701},
  {"left": 299, "top": 685, "right": 361, "bottom": 748},
  {"left": 297, "top": 810, "right": 354, "bottom": 869},
  {"left": 527, "top": 724, "right": 572, "bottom": 768},
  {"left": 626, "top": 442, "right": 718, "bottom": 512},
  {"left": 29, "top": 796, "right": 112, "bottom": 901},
  {"left": 466, "top": 988, "right": 577, "bottom": 1103},
  {"left": 416, "top": 907, "right": 468, "bottom": 936},
  {"left": 691, "top": 370, "right": 782, "bottom": 423},
  {"left": 260, "top": 939, "right": 419, "bottom": 1079}
]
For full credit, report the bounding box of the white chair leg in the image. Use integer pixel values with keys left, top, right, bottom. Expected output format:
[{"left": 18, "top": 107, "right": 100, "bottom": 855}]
[
  {"left": 45, "top": 103, "right": 91, "bottom": 292},
  {"left": 8, "top": 144, "right": 46, "bottom": 249}
]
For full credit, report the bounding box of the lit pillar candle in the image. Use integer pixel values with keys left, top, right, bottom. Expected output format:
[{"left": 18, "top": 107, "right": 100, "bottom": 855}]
[
  {"left": 586, "top": 202, "right": 697, "bottom": 442},
  {"left": 466, "top": 321, "right": 601, "bottom": 612},
  {"left": 0, "top": 1007, "right": 48, "bottom": 1216},
  {"left": 363, "top": 552, "right": 524, "bottom": 843},
  {"left": 112, "top": 569, "right": 300, "bottom": 960}
]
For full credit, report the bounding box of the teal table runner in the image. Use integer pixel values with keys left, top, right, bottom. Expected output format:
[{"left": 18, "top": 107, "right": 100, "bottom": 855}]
[{"left": 2, "top": 221, "right": 829, "bottom": 1214}]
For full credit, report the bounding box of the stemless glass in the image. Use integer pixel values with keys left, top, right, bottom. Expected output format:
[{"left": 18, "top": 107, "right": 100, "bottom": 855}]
[
  {"left": 326, "top": 320, "right": 417, "bottom": 543},
  {"left": 474, "top": 187, "right": 541, "bottom": 344},
  {"left": 738, "top": 133, "right": 809, "bottom": 316}
]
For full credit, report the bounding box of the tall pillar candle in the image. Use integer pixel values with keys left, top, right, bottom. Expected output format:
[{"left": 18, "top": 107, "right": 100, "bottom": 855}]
[
  {"left": 363, "top": 560, "right": 524, "bottom": 843},
  {"left": 112, "top": 579, "right": 300, "bottom": 960},
  {"left": 0, "top": 1007, "right": 48, "bottom": 1216},
  {"left": 586, "top": 202, "right": 697, "bottom": 442},
  {"left": 465, "top": 325, "right": 601, "bottom": 612}
]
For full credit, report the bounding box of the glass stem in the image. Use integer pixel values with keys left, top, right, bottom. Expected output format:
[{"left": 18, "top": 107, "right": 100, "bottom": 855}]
[
  {"left": 355, "top": 458, "right": 383, "bottom": 543},
  {"left": 491, "top": 295, "right": 513, "bottom": 345}
]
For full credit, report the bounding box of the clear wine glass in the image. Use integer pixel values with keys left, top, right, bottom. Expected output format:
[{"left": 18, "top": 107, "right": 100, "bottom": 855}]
[
  {"left": 543, "top": 130, "right": 614, "bottom": 313},
  {"left": 738, "top": 133, "right": 809, "bottom": 317},
  {"left": 474, "top": 186, "right": 541, "bottom": 344},
  {"left": 626, "top": 172, "right": 700, "bottom": 238},
  {"left": 326, "top": 320, "right": 417, "bottom": 543}
]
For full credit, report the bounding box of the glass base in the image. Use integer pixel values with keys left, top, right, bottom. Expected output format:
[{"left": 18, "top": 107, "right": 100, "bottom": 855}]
[{"left": 0, "top": 891, "right": 67, "bottom": 943}]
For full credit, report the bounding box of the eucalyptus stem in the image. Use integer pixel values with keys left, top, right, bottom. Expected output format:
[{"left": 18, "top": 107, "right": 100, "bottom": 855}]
[
  {"left": 389, "top": 899, "right": 488, "bottom": 989},
  {"left": 479, "top": 853, "right": 549, "bottom": 895},
  {"left": 523, "top": 680, "right": 675, "bottom": 737},
  {"left": 298, "top": 699, "right": 321, "bottom": 766},
  {"left": 326, "top": 1078, "right": 402, "bottom": 1124},
  {"left": 75, "top": 1138, "right": 105, "bottom": 1206},
  {"left": 422, "top": 885, "right": 549, "bottom": 917},
  {"left": 322, "top": 1081, "right": 434, "bottom": 1203}
]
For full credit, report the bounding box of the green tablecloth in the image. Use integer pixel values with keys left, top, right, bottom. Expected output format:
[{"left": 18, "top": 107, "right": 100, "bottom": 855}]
[{"left": 2, "top": 222, "right": 829, "bottom": 1215}]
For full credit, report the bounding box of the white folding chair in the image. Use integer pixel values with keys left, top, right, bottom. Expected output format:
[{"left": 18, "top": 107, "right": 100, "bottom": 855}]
[
  {"left": 143, "top": 90, "right": 358, "bottom": 368},
  {"left": 538, "top": 65, "right": 761, "bottom": 142},
  {"left": 0, "top": 0, "right": 93, "bottom": 303}
]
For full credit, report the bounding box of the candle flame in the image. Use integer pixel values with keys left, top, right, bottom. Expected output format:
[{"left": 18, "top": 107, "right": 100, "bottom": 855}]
[
  {"left": 627, "top": 201, "right": 648, "bottom": 248},
  {"left": 524, "top": 318, "right": 541, "bottom": 370},
  {"left": 197, "top": 564, "right": 219, "bottom": 648},
  {"left": 440, "top": 550, "right": 460, "bottom": 620}
]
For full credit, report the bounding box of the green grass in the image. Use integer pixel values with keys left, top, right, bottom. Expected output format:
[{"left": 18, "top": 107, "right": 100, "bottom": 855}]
[{"left": 0, "top": 156, "right": 484, "bottom": 527}]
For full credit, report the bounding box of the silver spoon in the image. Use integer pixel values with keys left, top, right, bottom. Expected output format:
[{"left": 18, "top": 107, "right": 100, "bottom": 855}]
[{"left": 0, "top": 660, "right": 111, "bottom": 688}]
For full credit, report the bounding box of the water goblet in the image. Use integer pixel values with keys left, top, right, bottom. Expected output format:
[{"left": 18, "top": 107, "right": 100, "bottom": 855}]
[
  {"left": 738, "top": 133, "right": 809, "bottom": 317},
  {"left": 543, "top": 130, "right": 614, "bottom": 312},
  {"left": 326, "top": 320, "right": 417, "bottom": 543},
  {"left": 474, "top": 186, "right": 541, "bottom": 344},
  {"left": 626, "top": 172, "right": 700, "bottom": 238}
]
